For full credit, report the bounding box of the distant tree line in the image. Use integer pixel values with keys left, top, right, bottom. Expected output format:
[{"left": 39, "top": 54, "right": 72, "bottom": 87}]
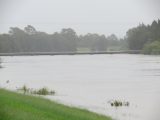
[
  {"left": 0, "top": 19, "right": 159, "bottom": 54},
  {"left": 126, "top": 19, "right": 160, "bottom": 54},
  {"left": 0, "top": 25, "right": 126, "bottom": 53},
  {"left": 0, "top": 26, "right": 78, "bottom": 53}
]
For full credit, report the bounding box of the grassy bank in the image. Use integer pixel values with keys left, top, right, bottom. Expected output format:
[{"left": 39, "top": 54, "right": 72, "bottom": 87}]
[{"left": 0, "top": 89, "right": 111, "bottom": 120}]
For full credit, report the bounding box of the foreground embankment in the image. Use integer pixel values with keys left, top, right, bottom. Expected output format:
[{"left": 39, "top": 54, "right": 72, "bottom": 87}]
[{"left": 0, "top": 89, "right": 111, "bottom": 120}]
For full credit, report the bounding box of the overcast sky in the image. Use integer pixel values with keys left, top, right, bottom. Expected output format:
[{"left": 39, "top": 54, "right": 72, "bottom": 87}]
[{"left": 0, "top": 0, "right": 160, "bottom": 37}]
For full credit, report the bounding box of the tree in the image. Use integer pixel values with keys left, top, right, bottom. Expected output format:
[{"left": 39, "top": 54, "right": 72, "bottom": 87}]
[
  {"left": 126, "top": 24, "right": 151, "bottom": 50},
  {"left": 126, "top": 20, "right": 160, "bottom": 51},
  {"left": 96, "top": 35, "right": 107, "bottom": 51},
  {"left": 9, "top": 27, "right": 29, "bottom": 52},
  {"left": 24, "top": 25, "right": 37, "bottom": 35},
  {"left": 77, "top": 33, "right": 108, "bottom": 52},
  {"left": 60, "top": 28, "right": 77, "bottom": 52}
]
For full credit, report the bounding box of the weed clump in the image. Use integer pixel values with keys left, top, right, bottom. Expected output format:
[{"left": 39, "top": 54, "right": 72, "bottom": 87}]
[{"left": 17, "top": 85, "right": 55, "bottom": 95}]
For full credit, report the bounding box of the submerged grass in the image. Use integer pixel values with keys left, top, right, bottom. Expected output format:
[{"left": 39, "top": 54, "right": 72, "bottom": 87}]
[
  {"left": 0, "top": 89, "right": 111, "bottom": 120},
  {"left": 18, "top": 85, "right": 55, "bottom": 95}
]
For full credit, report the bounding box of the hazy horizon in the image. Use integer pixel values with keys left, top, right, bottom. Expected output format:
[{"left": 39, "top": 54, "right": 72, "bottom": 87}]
[{"left": 0, "top": 0, "right": 160, "bottom": 38}]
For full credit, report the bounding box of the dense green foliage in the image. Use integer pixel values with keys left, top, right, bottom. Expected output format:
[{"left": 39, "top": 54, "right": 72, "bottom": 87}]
[
  {"left": 142, "top": 41, "right": 160, "bottom": 54},
  {"left": 126, "top": 19, "right": 160, "bottom": 53},
  {"left": 0, "top": 89, "right": 111, "bottom": 120}
]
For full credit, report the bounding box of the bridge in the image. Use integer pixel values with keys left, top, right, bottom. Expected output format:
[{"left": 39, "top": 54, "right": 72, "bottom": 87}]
[{"left": 0, "top": 50, "right": 141, "bottom": 56}]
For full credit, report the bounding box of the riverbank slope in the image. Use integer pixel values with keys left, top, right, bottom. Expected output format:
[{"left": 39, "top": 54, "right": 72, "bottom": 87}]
[{"left": 0, "top": 89, "right": 111, "bottom": 120}]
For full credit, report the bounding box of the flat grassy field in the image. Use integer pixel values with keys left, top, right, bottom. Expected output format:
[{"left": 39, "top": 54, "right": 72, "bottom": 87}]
[{"left": 0, "top": 89, "right": 112, "bottom": 120}]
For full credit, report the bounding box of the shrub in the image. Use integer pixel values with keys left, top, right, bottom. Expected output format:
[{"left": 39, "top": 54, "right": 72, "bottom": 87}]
[
  {"left": 108, "top": 100, "right": 129, "bottom": 108},
  {"left": 31, "top": 87, "right": 55, "bottom": 95},
  {"left": 17, "top": 86, "right": 55, "bottom": 95},
  {"left": 142, "top": 41, "right": 160, "bottom": 54},
  {"left": 36, "top": 87, "right": 49, "bottom": 95}
]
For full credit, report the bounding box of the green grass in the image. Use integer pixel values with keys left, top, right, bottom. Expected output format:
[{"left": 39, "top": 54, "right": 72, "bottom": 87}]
[{"left": 0, "top": 89, "right": 112, "bottom": 120}]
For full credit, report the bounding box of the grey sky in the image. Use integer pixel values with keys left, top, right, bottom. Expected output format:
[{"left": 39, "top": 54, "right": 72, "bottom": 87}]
[{"left": 0, "top": 0, "right": 160, "bottom": 37}]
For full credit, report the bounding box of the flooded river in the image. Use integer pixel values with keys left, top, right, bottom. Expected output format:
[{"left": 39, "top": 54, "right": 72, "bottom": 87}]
[{"left": 0, "top": 54, "right": 160, "bottom": 120}]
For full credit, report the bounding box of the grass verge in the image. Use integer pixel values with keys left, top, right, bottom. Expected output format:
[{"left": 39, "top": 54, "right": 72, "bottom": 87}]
[{"left": 0, "top": 89, "right": 112, "bottom": 120}]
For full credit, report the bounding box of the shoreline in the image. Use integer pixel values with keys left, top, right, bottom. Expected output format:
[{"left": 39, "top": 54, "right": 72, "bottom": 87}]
[{"left": 0, "top": 51, "right": 141, "bottom": 56}]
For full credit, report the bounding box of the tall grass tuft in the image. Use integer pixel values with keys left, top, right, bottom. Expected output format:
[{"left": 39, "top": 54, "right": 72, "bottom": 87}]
[{"left": 17, "top": 85, "right": 55, "bottom": 95}]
